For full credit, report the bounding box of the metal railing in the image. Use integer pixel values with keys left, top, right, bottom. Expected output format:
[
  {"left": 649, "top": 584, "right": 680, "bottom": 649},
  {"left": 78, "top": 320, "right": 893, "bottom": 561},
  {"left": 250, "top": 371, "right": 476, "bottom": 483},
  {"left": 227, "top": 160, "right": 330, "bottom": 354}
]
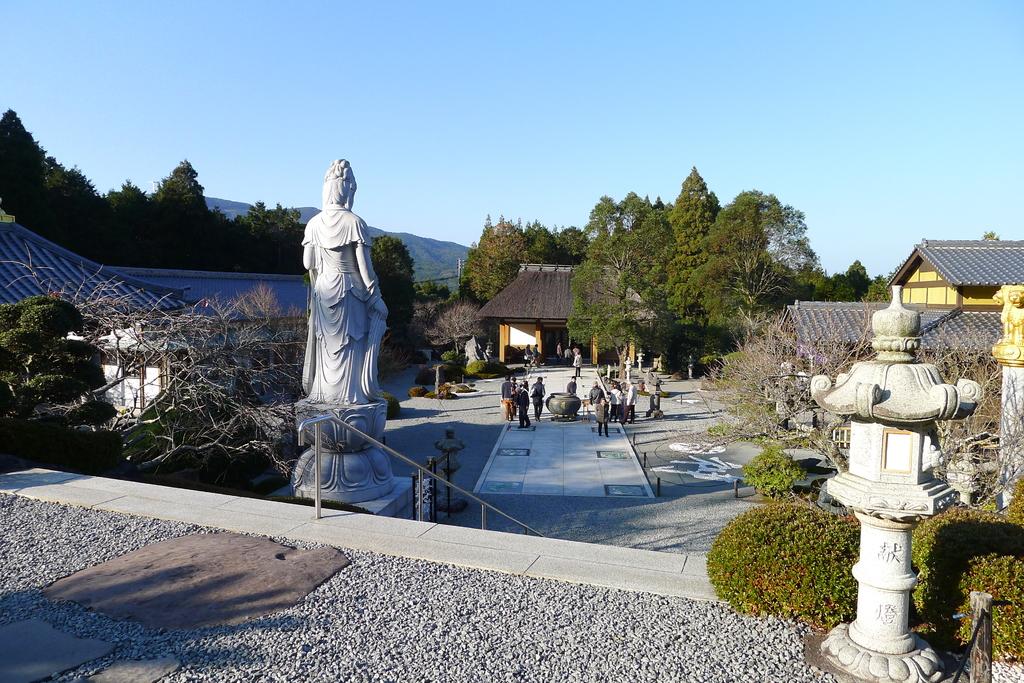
[{"left": 297, "top": 415, "right": 545, "bottom": 536}]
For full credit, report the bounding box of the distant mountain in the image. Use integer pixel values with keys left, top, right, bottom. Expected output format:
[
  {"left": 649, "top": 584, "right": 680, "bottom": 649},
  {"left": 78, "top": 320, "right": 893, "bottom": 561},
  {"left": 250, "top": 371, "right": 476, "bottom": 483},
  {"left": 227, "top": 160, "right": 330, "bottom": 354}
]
[{"left": 206, "top": 197, "right": 467, "bottom": 283}]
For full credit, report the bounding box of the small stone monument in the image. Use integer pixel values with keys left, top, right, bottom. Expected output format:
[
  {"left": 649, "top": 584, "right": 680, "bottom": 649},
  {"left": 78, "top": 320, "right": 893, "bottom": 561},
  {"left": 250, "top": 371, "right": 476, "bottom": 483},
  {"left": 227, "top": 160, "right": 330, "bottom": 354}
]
[
  {"left": 811, "top": 286, "right": 982, "bottom": 683},
  {"left": 292, "top": 160, "right": 404, "bottom": 511},
  {"left": 992, "top": 284, "right": 1024, "bottom": 508},
  {"left": 434, "top": 428, "right": 467, "bottom": 513}
]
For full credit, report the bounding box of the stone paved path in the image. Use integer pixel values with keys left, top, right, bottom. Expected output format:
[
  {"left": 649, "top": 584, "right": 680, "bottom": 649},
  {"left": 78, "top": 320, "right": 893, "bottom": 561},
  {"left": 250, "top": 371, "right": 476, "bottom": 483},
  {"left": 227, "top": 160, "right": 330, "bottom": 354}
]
[{"left": 474, "top": 366, "right": 653, "bottom": 499}]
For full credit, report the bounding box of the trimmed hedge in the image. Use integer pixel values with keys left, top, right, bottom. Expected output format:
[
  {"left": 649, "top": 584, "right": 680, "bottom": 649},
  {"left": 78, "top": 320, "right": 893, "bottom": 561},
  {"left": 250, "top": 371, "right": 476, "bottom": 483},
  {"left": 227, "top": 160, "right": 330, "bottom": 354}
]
[
  {"left": 912, "top": 507, "right": 1024, "bottom": 646},
  {"left": 465, "top": 360, "right": 510, "bottom": 379},
  {"left": 708, "top": 502, "right": 859, "bottom": 629},
  {"left": 957, "top": 554, "right": 1024, "bottom": 660},
  {"left": 1008, "top": 480, "right": 1024, "bottom": 526},
  {"left": 381, "top": 391, "right": 400, "bottom": 419},
  {"left": 0, "top": 417, "right": 123, "bottom": 474},
  {"left": 407, "top": 386, "right": 428, "bottom": 398},
  {"left": 742, "top": 443, "right": 804, "bottom": 499}
]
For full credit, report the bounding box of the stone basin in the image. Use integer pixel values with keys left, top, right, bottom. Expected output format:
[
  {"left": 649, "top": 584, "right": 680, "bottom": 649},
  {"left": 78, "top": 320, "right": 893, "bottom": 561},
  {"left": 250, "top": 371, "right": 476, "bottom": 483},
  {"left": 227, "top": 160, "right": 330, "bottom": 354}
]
[{"left": 546, "top": 392, "right": 582, "bottom": 421}]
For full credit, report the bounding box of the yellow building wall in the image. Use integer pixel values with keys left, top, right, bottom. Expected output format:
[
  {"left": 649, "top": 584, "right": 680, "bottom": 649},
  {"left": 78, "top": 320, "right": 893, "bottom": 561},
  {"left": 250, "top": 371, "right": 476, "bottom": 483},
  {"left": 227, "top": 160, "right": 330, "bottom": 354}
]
[
  {"left": 902, "top": 285, "right": 956, "bottom": 305},
  {"left": 961, "top": 286, "right": 1000, "bottom": 306}
]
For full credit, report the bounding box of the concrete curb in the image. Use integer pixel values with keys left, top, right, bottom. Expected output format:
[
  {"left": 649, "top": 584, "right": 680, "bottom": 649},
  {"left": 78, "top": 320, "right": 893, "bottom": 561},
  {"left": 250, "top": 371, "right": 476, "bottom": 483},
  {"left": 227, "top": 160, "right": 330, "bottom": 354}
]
[{"left": 0, "top": 467, "right": 718, "bottom": 602}]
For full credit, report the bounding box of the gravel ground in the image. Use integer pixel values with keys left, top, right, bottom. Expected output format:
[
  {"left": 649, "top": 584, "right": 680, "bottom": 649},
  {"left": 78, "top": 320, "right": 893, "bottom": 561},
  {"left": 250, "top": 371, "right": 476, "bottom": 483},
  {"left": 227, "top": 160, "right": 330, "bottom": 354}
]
[{"left": 1, "top": 493, "right": 837, "bottom": 683}]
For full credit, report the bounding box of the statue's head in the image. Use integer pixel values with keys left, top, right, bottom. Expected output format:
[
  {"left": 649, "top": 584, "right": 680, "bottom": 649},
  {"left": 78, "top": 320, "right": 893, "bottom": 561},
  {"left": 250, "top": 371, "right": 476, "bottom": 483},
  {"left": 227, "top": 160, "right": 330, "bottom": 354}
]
[
  {"left": 322, "top": 159, "right": 357, "bottom": 210},
  {"left": 995, "top": 285, "right": 1024, "bottom": 309}
]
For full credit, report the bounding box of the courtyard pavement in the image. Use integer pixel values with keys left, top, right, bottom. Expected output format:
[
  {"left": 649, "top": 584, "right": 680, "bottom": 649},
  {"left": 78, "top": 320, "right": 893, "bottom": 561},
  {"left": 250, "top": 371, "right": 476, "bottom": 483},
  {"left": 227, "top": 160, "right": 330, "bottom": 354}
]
[
  {"left": 382, "top": 363, "right": 758, "bottom": 553},
  {"left": 473, "top": 366, "right": 653, "bottom": 499}
]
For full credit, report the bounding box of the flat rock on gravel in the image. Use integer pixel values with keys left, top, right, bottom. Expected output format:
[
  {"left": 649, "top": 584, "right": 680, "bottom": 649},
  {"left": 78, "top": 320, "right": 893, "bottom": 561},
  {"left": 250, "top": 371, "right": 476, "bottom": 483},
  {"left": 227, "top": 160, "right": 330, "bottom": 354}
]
[
  {"left": 45, "top": 533, "right": 350, "bottom": 629},
  {"left": 0, "top": 618, "right": 112, "bottom": 683}
]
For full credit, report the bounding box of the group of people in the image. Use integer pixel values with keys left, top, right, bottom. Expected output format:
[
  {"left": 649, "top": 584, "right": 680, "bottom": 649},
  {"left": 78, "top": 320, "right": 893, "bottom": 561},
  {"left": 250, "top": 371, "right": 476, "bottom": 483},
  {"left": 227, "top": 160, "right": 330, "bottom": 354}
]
[
  {"left": 587, "top": 379, "right": 642, "bottom": 436},
  {"left": 499, "top": 373, "right": 585, "bottom": 429},
  {"left": 552, "top": 342, "right": 584, "bottom": 377}
]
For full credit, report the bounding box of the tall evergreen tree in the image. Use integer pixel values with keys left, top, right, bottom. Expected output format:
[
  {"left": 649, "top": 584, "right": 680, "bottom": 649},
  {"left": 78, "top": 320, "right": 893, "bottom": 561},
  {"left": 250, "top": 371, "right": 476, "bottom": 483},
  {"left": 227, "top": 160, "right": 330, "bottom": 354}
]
[
  {"left": 666, "top": 167, "right": 720, "bottom": 320},
  {"left": 0, "top": 110, "right": 54, "bottom": 236},
  {"left": 694, "top": 190, "right": 817, "bottom": 326},
  {"left": 370, "top": 235, "right": 416, "bottom": 342},
  {"left": 460, "top": 215, "right": 527, "bottom": 302}
]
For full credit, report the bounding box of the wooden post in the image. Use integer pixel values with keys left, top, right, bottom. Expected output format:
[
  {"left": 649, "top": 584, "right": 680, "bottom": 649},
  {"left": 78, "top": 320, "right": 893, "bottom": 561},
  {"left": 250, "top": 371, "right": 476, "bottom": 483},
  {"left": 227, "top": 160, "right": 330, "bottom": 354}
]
[{"left": 970, "top": 591, "right": 993, "bottom": 683}]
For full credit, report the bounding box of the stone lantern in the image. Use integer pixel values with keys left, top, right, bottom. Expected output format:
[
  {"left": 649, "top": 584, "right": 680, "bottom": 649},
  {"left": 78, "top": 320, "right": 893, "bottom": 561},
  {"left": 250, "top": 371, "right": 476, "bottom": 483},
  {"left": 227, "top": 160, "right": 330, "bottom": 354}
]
[{"left": 811, "top": 286, "right": 982, "bottom": 683}]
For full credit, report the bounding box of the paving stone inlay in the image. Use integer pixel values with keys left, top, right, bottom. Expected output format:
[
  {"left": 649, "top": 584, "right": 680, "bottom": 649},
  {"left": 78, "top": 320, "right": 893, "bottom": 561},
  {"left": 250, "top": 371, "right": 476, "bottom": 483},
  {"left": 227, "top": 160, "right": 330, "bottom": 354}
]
[
  {"left": 44, "top": 533, "right": 349, "bottom": 629},
  {"left": 596, "top": 450, "right": 629, "bottom": 460},
  {"left": 605, "top": 484, "right": 648, "bottom": 497},
  {"left": 497, "top": 448, "right": 530, "bottom": 457},
  {"left": 481, "top": 480, "right": 524, "bottom": 493},
  {"left": 0, "top": 618, "right": 113, "bottom": 683}
]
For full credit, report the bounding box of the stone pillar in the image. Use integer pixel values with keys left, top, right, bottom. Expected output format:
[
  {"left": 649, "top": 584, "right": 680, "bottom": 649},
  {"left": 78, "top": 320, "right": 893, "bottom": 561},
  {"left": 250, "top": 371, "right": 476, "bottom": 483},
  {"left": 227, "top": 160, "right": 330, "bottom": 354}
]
[
  {"left": 822, "top": 514, "right": 944, "bottom": 681},
  {"left": 992, "top": 284, "right": 1024, "bottom": 508}
]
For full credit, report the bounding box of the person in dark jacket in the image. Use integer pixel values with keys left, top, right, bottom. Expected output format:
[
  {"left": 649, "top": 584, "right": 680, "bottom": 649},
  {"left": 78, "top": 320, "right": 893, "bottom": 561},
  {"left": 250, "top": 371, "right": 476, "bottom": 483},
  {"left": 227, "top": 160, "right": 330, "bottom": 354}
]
[
  {"left": 517, "top": 381, "right": 531, "bottom": 428},
  {"left": 566, "top": 377, "right": 577, "bottom": 395},
  {"left": 594, "top": 396, "right": 610, "bottom": 436},
  {"left": 530, "top": 377, "right": 546, "bottom": 420},
  {"left": 500, "top": 374, "right": 516, "bottom": 421}
]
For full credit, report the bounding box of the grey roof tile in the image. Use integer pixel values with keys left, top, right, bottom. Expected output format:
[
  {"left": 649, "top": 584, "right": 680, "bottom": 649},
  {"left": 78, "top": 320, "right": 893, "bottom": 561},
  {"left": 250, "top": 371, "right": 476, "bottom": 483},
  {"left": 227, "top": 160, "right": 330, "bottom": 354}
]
[
  {"left": 786, "top": 301, "right": 999, "bottom": 352},
  {"left": 912, "top": 240, "right": 1024, "bottom": 286},
  {"left": 0, "top": 222, "right": 187, "bottom": 310}
]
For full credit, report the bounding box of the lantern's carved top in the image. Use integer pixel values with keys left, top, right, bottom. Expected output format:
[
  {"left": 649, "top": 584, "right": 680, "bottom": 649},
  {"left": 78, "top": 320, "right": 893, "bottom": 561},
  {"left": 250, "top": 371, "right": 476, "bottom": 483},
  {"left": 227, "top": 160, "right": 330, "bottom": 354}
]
[
  {"left": 812, "top": 286, "right": 982, "bottom": 425},
  {"left": 992, "top": 284, "right": 1024, "bottom": 368}
]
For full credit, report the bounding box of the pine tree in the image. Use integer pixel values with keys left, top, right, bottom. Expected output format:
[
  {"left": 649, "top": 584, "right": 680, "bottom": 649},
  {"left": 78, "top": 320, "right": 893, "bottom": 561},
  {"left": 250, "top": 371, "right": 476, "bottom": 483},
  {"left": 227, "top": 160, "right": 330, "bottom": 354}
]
[
  {"left": 460, "top": 216, "right": 527, "bottom": 302},
  {"left": 666, "top": 167, "right": 720, "bottom": 319}
]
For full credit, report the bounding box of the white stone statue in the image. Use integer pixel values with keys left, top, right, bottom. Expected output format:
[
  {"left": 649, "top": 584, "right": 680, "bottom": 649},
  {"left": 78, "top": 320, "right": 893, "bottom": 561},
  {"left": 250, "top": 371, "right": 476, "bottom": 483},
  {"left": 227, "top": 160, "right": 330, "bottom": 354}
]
[
  {"left": 302, "top": 160, "right": 388, "bottom": 404},
  {"left": 292, "top": 160, "right": 397, "bottom": 506}
]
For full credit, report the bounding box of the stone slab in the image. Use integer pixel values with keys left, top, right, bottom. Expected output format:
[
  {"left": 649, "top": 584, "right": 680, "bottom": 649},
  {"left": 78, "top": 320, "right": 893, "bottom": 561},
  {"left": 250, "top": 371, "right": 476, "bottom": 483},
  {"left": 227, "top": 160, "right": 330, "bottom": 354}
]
[
  {"left": 94, "top": 496, "right": 305, "bottom": 537},
  {"left": 0, "top": 618, "right": 113, "bottom": 683},
  {"left": 87, "top": 657, "right": 180, "bottom": 682},
  {"left": 288, "top": 522, "right": 540, "bottom": 575},
  {"left": 525, "top": 555, "right": 717, "bottom": 600},
  {"left": 45, "top": 533, "right": 349, "bottom": 629}
]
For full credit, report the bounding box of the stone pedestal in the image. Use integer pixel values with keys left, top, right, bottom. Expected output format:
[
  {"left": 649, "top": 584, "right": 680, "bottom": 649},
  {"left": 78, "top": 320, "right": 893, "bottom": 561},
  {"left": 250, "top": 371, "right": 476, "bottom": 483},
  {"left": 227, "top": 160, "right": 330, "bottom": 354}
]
[
  {"left": 291, "top": 399, "right": 396, "bottom": 504},
  {"left": 820, "top": 514, "right": 943, "bottom": 683},
  {"left": 998, "top": 365, "right": 1024, "bottom": 508}
]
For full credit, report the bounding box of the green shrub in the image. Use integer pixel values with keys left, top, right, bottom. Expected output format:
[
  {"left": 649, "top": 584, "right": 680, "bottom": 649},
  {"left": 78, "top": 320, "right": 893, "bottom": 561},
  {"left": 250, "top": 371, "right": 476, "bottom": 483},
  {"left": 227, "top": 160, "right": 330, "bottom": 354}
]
[
  {"left": 407, "top": 386, "right": 428, "bottom": 398},
  {"left": 957, "top": 554, "right": 1024, "bottom": 660},
  {"left": 64, "top": 400, "right": 117, "bottom": 427},
  {"left": 706, "top": 423, "right": 732, "bottom": 437},
  {"left": 708, "top": 502, "right": 859, "bottom": 628},
  {"left": 380, "top": 391, "right": 400, "bottom": 419},
  {"left": 1007, "top": 480, "right": 1024, "bottom": 526},
  {"left": 0, "top": 417, "right": 123, "bottom": 474},
  {"left": 742, "top": 443, "right": 804, "bottom": 499},
  {"left": 465, "top": 360, "right": 510, "bottom": 379},
  {"left": 912, "top": 507, "right": 1024, "bottom": 646}
]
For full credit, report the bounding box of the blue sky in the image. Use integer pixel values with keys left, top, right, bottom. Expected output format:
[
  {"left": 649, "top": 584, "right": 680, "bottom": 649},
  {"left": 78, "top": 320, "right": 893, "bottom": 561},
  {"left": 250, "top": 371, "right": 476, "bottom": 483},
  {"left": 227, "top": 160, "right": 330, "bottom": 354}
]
[{"left": 4, "top": 1, "right": 1022, "bottom": 277}]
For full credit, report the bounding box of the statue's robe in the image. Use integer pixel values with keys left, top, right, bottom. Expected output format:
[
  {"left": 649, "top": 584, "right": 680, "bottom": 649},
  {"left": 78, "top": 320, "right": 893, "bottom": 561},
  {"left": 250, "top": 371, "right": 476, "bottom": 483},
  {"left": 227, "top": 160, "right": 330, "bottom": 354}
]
[{"left": 302, "top": 208, "right": 376, "bottom": 404}]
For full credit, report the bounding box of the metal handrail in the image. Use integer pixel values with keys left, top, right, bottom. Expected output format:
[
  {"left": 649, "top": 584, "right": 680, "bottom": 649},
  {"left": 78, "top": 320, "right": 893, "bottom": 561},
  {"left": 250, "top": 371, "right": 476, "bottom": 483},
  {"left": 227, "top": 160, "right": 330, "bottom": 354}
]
[{"left": 297, "top": 414, "right": 545, "bottom": 536}]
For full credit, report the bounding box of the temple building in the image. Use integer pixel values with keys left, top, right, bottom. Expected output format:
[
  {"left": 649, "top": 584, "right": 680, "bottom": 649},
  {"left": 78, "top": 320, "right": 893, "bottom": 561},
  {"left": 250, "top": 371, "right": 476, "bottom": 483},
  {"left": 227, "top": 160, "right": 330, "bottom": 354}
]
[
  {"left": 788, "top": 239, "right": 1024, "bottom": 351},
  {"left": 477, "top": 264, "right": 580, "bottom": 363}
]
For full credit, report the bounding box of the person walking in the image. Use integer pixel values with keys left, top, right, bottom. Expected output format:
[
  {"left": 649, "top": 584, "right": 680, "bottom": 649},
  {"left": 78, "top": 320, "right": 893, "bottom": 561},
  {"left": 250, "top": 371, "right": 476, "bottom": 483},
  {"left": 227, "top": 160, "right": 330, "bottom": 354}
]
[
  {"left": 555, "top": 341, "right": 563, "bottom": 365},
  {"left": 572, "top": 347, "right": 582, "bottom": 378},
  {"left": 523, "top": 345, "right": 533, "bottom": 369},
  {"left": 530, "top": 376, "right": 546, "bottom": 421},
  {"left": 609, "top": 382, "right": 622, "bottom": 422},
  {"left": 517, "top": 381, "right": 531, "bottom": 428},
  {"left": 594, "top": 396, "right": 610, "bottom": 436},
  {"left": 500, "top": 374, "right": 516, "bottom": 421},
  {"left": 624, "top": 381, "right": 638, "bottom": 424},
  {"left": 588, "top": 380, "right": 605, "bottom": 405},
  {"left": 566, "top": 377, "right": 577, "bottom": 395}
]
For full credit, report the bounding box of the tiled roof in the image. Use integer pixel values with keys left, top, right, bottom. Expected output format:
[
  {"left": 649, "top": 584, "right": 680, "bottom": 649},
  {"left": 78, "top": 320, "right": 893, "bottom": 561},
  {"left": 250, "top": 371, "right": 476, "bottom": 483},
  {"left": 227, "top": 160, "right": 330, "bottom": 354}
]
[
  {"left": 786, "top": 301, "right": 999, "bottom": 352},
  {"left": 894, "top": 240, "right": 1024, "bottom": 287},
  {"left": 478, "top": 265, "right": 574, "bottom": 320},
  {"left": 0, "top": 222, "right": 186, "bottom": 310},
  {"left": 117, "top": 268, "right": 308, "bottom": 316}
]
